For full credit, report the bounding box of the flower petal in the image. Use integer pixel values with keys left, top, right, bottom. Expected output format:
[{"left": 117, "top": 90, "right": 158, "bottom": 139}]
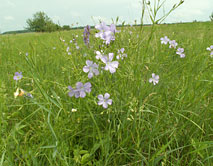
[
  {"left": 83, "top": 66, "right": 90, "bottom": 73},
  {"left": 102, "top": 102, "right": 108, "bottom": 109},
  {"left": 86, "top": 60, "right": 93, "bottom": 66},
  {"left": 98, "top": 94, "right": 103, "bottom": 100},
  {"left": 76, "top": 82, "right": 83, "bottom": 89},
  {"left": 107, "top": 99, "right": 112, "bottom": 105},
  {"left": 104, "top": 93, "right": 110, "bottom": 99},
  {"left": 88, "top": 72, "right": 93, "bottom": 79}
]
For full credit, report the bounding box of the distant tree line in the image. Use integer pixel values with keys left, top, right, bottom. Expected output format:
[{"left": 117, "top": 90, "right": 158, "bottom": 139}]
[{"left": 26, "top": 11, "right": 74, "bottom": 32}]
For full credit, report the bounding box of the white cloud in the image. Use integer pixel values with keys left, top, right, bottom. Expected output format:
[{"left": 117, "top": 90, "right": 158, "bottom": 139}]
[{"left": 4, "top": 16, "right": 14, "bottom": 21}]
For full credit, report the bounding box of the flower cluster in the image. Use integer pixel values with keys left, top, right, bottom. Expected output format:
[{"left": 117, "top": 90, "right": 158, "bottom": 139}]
[
  {"left": 13, "top": 72, "right": 33, "bottom": 99},
  {"left": 161, "top": 36, "right": 185, "bottom": 58},
  {"left": 95, "top": 22, "right": 120, "bottom": 44}
]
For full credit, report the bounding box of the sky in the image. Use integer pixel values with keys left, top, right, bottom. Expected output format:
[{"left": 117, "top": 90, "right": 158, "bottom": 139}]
[{"left": 0, "top": 0, "right": 212, "bottom": 33}]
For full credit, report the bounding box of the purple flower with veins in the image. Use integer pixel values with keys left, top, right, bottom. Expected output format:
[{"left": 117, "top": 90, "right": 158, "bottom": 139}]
[
  {"left": 83, "top": 60, "right": 99, "bottom": 79},
  {"left": 206, "top": 45, "right": 213, "bottom": 57},
  {"left": 98, "top": 93, "right": 112, "bottom": 109},
  {"left": 169, "top": 40, "right": 178, "bottom": 49},
  {"left": 83, "top": 25, "right": 90, "bottom": 46},
  {"left": 176, "top": 48, "right": 185, "bottom": 58},
  {"left": 149, "top": 73, "right": 159, "bottom": 85},
  {"left": 101, "top": 53, "right": 119, "bottom": 74},
  {"left": 13, "top": 72, "right": 23, "bottom": 81},
  {"left": 68, "top": 82, "right": 91, "bottom": 98},
  {"left": 160, "top": 36, "right": 170, "bottom": 45}
]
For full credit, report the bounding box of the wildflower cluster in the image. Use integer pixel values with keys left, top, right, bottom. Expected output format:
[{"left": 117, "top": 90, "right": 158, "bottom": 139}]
[
  {"left": 60, "top": 35, "right": 81, "bottom": 55},
  {"left": 160, "top": 36, "right": 185, "bottom": 58},
  {"left": 13, "top": 72, "right": 33, "bottom": 99},
  {"left": 95, "top": 22, "right": 120, "bottom": 44}
]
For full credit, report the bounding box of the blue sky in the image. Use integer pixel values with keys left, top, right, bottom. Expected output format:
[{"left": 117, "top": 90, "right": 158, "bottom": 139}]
[{"left": 0, "top": 0, "right": 212, "bottom": 33}]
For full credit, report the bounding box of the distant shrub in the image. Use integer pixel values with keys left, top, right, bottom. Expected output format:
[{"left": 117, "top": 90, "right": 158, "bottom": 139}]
[
  {"left": 62, "top": 25, "right": 71, "bottom": 31},
  {"left": 210, "top": 12, "right": 213, "bottom": 21},
  {"left": 26, "top": 11, "right": 60, "bottom": 32}
]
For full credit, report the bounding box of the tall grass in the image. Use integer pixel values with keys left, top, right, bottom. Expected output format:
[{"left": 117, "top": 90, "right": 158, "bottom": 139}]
[{"left": 0, "top": 2, "right": 213, "bottom": 166}]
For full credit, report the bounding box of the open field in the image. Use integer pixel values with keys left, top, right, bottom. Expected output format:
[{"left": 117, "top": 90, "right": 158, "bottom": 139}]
[{"left": 0, "top": 22, "right": 213, "bottom": 165}]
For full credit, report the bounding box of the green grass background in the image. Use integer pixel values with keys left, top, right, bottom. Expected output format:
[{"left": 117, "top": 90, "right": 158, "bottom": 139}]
[{"left": 0, "top": 22, "right": 213, "bottom": 165}]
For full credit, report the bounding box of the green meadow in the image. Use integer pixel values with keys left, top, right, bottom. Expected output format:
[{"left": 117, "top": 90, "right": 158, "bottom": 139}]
[{"left": 0, "top": 22, "right": 213, "bottom": 165}]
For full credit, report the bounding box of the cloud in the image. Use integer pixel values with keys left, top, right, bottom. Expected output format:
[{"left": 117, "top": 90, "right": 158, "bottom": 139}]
[{"left": 4, "top": 16, "right": 14, "bottom": 21}]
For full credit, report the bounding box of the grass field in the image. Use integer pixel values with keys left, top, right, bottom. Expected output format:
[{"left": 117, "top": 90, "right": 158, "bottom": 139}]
[{"left": 0, "top": 21, "right": 213, "bottom": 165}]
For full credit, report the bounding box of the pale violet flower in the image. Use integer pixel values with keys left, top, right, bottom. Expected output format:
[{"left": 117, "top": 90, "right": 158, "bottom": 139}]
[
  {"left": 95, "top": 22, "right": 120, "bottom": 44},
  {"left": 160, "top": 36, "right": 170, "bottom": 45},
  {"left": 83, "top": 60, "right": 99, "bottom": 79},
  {"left": 116, "top": 48, "right": 127, "bottom": 60},
  {"left": 206, "top": 45, "right": 213, "bottom": 51},
  {"left": 98, "top": 93, "right": 112, "bottom": 109},
  {"left": 13, "top": 72, "right": 23, "bottom": 81},
  {"left": 68, "top": 82, "right": 91, "bottom": 98},
  {"left": 169, "top": 40, "right": 178, "bottom": 49},
  {"left": 95, "top": 50, "right": 104, "bottom": 60},
  {"left": 149, "top": 73, "right": 159, "bottom": 85},
  {"left": 206, "top": 45, "right": 213, "bottom": 57},
  {"left": 101, "top": 53, "right": 119, "bottom": 74},
  {"left": 66, "top": 47, "right": 70, "bottom": 52},
  {"left": 176, "top": 48, "right": 185, "bottom": 58},
  {"left": 66, "top": 47, "right": 71, "bottom": 55}
]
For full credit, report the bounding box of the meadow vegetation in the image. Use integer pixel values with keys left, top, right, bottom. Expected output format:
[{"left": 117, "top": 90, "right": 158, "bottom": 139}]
[{"left": 0, "top": 19, "right": 213, "bottom": 166}]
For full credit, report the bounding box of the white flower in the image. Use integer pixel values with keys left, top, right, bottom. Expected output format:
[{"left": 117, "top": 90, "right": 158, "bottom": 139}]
[
  {"left": 101, "top": 53, "right": 119, "bottom": 74},
  {"left": 71, "top": 108, "right": 77, "bottom": 112},
  {"left": 149, "top": 73, "right": 159, "bottom": 85},
  {"left": 98, "top": 93, "right": 112, "bottom": 109},
  {"left": 83, "top": 60, "right": 99, "bottom": 79}
]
